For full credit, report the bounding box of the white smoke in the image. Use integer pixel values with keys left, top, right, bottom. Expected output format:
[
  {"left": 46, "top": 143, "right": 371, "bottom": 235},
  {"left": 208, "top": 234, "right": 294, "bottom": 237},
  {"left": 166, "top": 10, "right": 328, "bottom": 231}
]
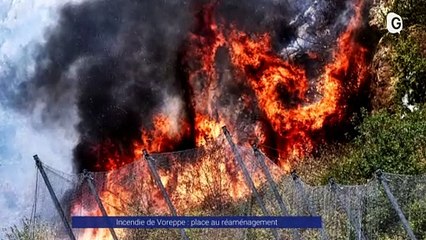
[
  {"left": 281, "top": 0, "right": 357, "bottom": 58},
  {"left": 0, "top": 0, "right": 85, "bottom": 237},
  {"left": 160, "top": 94, "right": 185, "bottom": 136}
]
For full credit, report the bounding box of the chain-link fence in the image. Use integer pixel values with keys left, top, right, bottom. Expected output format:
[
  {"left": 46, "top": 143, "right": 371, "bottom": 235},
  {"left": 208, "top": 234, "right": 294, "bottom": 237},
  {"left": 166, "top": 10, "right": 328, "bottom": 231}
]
[{"left": 30, "top": 136, "right": 426, "bottom": 239}]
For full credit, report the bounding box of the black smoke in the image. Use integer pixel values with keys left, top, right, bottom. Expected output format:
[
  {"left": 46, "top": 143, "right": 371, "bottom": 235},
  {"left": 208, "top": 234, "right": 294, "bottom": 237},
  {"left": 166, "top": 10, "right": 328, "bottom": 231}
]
[
  {"left": 12, "top": 0, "right": 368, "bottom": 172},
  {"left": 14, "top": 0, "right": 194, "bottom": 171}
]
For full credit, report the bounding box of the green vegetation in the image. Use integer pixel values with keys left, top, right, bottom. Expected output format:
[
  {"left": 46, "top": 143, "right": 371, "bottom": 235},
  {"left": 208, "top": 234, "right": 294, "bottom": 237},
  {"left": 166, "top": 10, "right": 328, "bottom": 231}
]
[
  {"left": 316, "top": 107, "right": 426, "bottom": 184},
  {"left": 296, "top": 107, "right": 426, "bottom": 185},
  {"left": 392, "top": 29, "right": 426, "bottom": 105},
  {"left": 294, "top": 3, "right": 426, "bottom": 237},
  {"left": 392, "top": 0, "right": 426, "bottom": 26},
  {"left": 408, "top": 198, "right": 426, "bottom": 237},
  {"left": 298, "top": 0, "right": 426, "bottom": 184},
  {"left": 2, "top": 218, "right": 58, "bottom": 240},
  {"left": 294, "top": 106, "right": 426, "bottom": 239}
]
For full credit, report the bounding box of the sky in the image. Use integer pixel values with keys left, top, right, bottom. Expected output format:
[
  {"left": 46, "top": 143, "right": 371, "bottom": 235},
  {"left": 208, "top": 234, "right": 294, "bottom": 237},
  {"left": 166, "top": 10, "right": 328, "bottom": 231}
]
[{"left": 0, "top": 0, "right": 84, "bottom": 236}]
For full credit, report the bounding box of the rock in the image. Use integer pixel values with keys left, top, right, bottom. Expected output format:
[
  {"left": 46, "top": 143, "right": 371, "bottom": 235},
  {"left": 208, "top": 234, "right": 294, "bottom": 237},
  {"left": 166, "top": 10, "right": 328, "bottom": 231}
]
[
  {"left": 369, "top": 0, "right": 394, "bottom": 30},
  {"left": 370, "top": 36, "right": 399, "bottom": 111},
  {"left": 370, "top": 24, "right": 426, "bottom": 111}
]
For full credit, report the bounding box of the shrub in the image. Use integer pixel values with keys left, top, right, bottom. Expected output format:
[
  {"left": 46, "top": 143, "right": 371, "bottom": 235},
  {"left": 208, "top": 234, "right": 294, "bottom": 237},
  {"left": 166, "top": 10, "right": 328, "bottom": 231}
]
[
  {"left": 324, "top": 107, "right": 426, "bottom": 184},
  {"left": 392, "top": 29, "right": 426, "bottom": 106},
  {"left": 2, "top": 218, "right": 58, "bottom": 240}
]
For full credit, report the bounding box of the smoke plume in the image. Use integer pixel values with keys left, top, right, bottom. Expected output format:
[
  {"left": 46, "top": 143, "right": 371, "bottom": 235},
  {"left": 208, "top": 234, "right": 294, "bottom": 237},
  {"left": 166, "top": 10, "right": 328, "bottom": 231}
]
[{"left": 13, "top": 0, "right": 372, "bottom": 172}]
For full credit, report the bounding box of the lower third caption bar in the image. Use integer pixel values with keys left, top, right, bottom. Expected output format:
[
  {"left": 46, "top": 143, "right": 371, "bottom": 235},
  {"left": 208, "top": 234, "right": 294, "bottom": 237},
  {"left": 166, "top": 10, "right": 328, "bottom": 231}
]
[{"left": 71, "top": 216, "right": 322, "bottom": 229}]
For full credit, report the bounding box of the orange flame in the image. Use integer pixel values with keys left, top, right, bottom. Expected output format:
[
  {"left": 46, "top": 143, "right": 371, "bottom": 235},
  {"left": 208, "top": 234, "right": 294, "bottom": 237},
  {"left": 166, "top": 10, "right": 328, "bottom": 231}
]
[{"left": 73, "top": 1, "right": 370, "bottom": 239}]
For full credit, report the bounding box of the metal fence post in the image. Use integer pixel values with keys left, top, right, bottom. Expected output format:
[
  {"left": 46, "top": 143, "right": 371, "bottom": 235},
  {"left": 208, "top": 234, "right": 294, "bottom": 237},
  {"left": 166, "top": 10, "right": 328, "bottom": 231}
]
[
  {"left": 292, "top": 171, "right": 328, "bottom": 240},
  {"left": 222, "top": 126, "right": 279, "bottom": 240},
  {"left": 329, "top": 178, "right": 366, "bottom": 240},
  {"left": 376, "top": 170, "right": 417, "bottom": 240},
  {"left": 83, "top": 169, "right": 119, "bottom": 240},
  {"left": 252, "top": 145, "right": 300, "bottom": 240},
  {"left": 33, "top": 155, "right": 76, "bottom": 240},
  {"left": 143, "top": 150, "right": 189, "bottom": 240}
]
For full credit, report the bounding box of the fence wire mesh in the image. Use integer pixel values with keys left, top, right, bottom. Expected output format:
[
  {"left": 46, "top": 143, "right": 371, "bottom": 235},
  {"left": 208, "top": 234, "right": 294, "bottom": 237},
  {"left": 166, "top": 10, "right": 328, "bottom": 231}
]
[{"left": 30, "top": 139, "right": 426, "bottom": 240}]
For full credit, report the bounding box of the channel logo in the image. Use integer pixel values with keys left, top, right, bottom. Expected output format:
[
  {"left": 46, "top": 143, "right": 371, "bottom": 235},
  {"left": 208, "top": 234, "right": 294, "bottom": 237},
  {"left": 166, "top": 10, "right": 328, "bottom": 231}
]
[{"left": 386, "top": 12, "right": 403, "bottom": 34}]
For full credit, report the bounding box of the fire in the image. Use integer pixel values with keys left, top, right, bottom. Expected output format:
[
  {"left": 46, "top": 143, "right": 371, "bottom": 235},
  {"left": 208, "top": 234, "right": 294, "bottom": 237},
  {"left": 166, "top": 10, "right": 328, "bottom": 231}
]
[
  {"left": 140, "top": 114, "right": 190, "bottom": 153},
  {"left": 72, "top": 0, "right": 370, "bottom": 239},
  {"left": 182, "top": 0, "right": 369, "bottom": 163},
  {"left": 72, "top": 139, "right": 283, "bottom": 239},
  {"left": 194, "top": 115, "right": 224, "bottom": 146}
]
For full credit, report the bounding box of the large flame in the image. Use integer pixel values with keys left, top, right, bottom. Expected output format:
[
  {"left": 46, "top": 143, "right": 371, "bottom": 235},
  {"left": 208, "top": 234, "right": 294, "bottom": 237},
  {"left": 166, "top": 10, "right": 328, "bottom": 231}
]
[
  {"left": 72, "top": 0, "right": 369, "bottom": 239},
  {"left": 184, "top": 0, "right": 368, "bottom": 166}
]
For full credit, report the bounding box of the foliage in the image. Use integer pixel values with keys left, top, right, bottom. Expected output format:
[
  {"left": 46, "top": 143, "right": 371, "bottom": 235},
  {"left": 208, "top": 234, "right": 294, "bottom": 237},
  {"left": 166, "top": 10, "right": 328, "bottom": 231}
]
[
  {"left": 408, "top": 198, "right": 426, "bottom": 237},
  {"left": 298, "top": 107, "right": 426, "bottom": 185},
  {"left": 392, "top": 0, "right": 426, "bottom": 26},
  {"left": 295, "top": 106, "right": 426, "bottom": 239},
  {"left": 350, "top": 107, "right": 426, "bottom": 176},
  {"left": 2, "top": 218, "right": 58, "bottom": 240},
  {"left": 391, "top": 31, "right": 426, "bottom": 106}
]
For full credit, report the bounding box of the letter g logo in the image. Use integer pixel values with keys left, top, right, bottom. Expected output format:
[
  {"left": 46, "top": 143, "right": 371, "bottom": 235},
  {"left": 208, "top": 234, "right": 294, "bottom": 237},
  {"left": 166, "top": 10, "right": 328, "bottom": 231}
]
[{"left": 387, "top": 12, "right": 403, "bottom": 34}]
